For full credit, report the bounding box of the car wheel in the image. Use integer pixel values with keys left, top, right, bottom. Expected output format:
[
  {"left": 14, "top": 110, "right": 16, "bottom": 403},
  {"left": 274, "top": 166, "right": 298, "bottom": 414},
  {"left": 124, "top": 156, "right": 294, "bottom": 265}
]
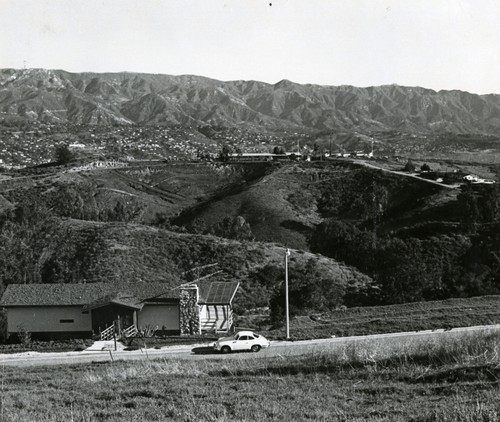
[
  {"left": 221, "top": 346, "right": 231, "bottom": 354},
  {"left": 251, "top": 345, "right": 261, "bottom": 353}
]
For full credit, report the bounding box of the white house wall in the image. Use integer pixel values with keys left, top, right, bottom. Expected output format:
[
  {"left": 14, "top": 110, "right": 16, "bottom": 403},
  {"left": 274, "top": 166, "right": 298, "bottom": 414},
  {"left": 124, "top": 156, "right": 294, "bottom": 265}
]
[
  {"left": 7, "top": 306, "right": 92, "bottom": 333},
  {"left": 138, "top": 304, "right": 179, "bottom": 331},
  {"left": 200, "top": 304, "right": 230, "bottom": 331}
]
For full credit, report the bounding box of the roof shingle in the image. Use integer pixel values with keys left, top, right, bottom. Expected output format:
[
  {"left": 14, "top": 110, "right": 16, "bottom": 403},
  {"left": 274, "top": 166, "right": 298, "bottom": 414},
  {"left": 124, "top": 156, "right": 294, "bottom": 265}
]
[{"left": 0, "top": 282, "right": 176, "bottom": 307}]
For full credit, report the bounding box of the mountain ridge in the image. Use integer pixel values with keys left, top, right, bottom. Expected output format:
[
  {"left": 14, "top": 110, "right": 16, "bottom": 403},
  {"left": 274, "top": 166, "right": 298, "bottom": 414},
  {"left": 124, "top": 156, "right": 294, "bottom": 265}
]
[{"left": 2, "top": 68, "right": 500, "bottom": 134}]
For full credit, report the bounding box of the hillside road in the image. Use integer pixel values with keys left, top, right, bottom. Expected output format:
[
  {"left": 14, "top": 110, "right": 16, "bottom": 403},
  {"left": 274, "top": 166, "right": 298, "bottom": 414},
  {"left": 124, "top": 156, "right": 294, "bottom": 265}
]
[
  {"left": 2, "top": 324, "right": 499, "bottom": 367},
  {"left": 353, "top": 159, "right": 460, "bottom": 189}
]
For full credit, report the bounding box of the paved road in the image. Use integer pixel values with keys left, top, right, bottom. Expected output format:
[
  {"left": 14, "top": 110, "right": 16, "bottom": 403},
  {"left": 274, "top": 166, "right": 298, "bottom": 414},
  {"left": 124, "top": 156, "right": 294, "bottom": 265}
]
[{"left": 2, "top": 324, "right": 499, "bottom": 367}]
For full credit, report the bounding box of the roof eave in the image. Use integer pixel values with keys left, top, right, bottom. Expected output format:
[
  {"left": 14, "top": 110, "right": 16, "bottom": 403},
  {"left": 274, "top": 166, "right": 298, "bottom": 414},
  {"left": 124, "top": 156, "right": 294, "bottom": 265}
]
[{"left": 82, "top": 301, "right": 144, "bottom": 312}]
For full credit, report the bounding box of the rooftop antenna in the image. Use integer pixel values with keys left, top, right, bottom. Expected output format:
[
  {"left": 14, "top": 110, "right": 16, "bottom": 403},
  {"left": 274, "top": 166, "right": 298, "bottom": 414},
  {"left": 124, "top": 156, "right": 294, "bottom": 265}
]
[
  {"left": 181, "top": 263, "right": 220, "bottom": 284},
  {"left": 176, "top": 270, "right": 223, "bottom": 289},
  {"left": 148, "top": 263, "right": 222, "bottom": 302}
]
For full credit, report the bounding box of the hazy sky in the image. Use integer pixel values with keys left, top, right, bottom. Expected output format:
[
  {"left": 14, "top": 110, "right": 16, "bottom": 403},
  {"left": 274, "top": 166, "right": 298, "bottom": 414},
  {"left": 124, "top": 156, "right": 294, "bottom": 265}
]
[{"left": 2, "top": 0, "right": 500, "bottom": 94}]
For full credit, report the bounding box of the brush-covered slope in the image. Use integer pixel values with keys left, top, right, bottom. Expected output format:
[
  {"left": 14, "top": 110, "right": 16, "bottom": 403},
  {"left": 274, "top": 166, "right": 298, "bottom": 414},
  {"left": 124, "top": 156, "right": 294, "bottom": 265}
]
[
  {"left": 0, "top": 206, "right": 375, "bottom": 315},
  {"left": 2, "top": 68, "right": 500, "bottom": 134},
  {"left": 1, "top": 160, "right": 463, "bottom": 253},
  {"left": 0, "top": 162, "right": 273, "bottom": 224},
  {"left": 37, "top": 219, "right": 372, "bottom": 288},
  {"left": 173, "top": 161, "right": 463, "bottom": 249}
]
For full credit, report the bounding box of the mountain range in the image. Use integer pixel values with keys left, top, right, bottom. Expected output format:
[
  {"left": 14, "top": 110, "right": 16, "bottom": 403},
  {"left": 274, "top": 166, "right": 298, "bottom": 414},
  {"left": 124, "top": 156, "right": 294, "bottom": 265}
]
[{"left": 1, "top": 68, "right": 500, "bottom": 134}]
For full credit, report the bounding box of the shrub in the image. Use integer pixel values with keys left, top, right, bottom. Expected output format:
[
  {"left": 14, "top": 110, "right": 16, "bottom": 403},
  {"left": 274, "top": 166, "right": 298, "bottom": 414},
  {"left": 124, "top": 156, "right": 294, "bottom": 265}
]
[
  {"left": 17, "top": 325, "right": 32, "bottom": 348},
  {"left": 54, "top": 144, "right": 75, "bottom": 165}
]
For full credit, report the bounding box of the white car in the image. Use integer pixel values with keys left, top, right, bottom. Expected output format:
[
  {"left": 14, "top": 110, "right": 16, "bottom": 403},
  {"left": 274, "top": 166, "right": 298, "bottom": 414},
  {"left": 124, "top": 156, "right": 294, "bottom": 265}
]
[{"left": 214, "top": 331, "right": 270, "bottom": 353}]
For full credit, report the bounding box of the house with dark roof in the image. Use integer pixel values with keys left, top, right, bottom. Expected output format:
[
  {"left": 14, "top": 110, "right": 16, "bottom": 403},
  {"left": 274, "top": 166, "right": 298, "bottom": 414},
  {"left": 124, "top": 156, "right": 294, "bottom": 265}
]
[{"left": 0, "top": 281, "right": 239, "bottom": 340}]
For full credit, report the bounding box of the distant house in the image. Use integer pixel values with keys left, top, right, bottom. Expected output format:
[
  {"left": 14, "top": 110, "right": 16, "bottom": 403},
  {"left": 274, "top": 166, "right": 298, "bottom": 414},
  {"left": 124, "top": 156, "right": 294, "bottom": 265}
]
[
  {"left": 464, "top": 174, "right": 482, "bottom": 183},
  {"left": 464, "top": 174, "right": 496, "bottom": 184},
  {"left": 0, "top": 281, "right": 239, "bottom": 340}
]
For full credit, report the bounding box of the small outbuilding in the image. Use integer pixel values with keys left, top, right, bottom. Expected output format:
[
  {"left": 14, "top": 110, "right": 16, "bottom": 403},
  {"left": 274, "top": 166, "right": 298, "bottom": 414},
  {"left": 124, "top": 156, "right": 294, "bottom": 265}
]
[{"left": 0, "top": 281, "right": 239, "bottom": 340}]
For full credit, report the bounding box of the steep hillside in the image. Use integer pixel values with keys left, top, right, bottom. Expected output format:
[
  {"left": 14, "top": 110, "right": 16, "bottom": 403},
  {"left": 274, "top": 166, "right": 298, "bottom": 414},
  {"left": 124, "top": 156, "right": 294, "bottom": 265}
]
[
  {"left": 173, "top": 161, "right": 463, "bottom": 249},
  {"left": 43, "top": 219, "right": 371, "bottom": 288},
  {"left": 0, "top": 162, "right": 273, "bottom": 224},
  {"left": 0, "top": 208, "right": 374, "bottom": 316},
  {"left": 1, "top": 160, "right": 462, "bottom": 252},
  {"left": 2, "top": 68, "right": 500, "bottom": 134}
]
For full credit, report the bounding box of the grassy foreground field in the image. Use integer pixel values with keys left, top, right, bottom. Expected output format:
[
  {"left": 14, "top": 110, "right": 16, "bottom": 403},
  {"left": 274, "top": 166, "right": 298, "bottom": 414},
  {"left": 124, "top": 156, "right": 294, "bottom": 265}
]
[{"left": 1, "top": 332, "right": 500, "bottom": 421}]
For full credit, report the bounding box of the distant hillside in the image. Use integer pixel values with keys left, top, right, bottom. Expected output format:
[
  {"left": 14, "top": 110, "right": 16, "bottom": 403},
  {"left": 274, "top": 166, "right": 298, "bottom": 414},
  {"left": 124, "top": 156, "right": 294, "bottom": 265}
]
[
  {"left": 1, "top": 161, "right": 273, "bottom": 225},
  {"left": 2, "top": 68, "right": 500, "bottom": 134},
  {"left": 173, "top": 161, "right": 462, "bottom": 249},
  {"left": 3, "top": 158, "right": 500, "bottom": 315},
  {"left": 1, "top": 160, "right": 463, "bottom": 250}
]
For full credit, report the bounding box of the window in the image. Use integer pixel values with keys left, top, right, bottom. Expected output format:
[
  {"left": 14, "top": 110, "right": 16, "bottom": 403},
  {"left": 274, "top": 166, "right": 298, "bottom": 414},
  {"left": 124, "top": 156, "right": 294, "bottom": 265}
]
[
  {"left": 248, "top": 336, "right": 255, "bottom": 340},
  {"left": 60, "top": 319, "right": 74, "bottom": 323},
  {"left": 239, "top": 336, "right": 249, "bottom": 341}
]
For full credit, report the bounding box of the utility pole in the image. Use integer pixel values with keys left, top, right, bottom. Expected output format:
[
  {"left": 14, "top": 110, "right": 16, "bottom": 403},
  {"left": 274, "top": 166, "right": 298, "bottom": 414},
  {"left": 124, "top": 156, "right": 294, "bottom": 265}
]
[{"left": 285, "top": 248, "right": 290, "bottom": 340}]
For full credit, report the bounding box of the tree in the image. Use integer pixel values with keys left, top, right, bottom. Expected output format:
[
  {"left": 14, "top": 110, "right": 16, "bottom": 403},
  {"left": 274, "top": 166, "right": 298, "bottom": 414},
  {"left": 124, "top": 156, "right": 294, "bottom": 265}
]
[
  {"left": 457, "top": 184, "right": 480, "bottom": 233},
  {"left": 188, "top": 218, "right": 207, "bottom": 234},
  {"left": 312, "top": 143, "right": 324, "bottom": 160},
  {"left": 218, "top": 144, "right": 232, "bottom": 162},
  {"left": 208, "top": 216, "right": 254, "bottom": 241},
  {"left": 232, "top": 264, "right": 283, "bottom": 314},
  {"left": 273, "top": 146, "right": 285, "bottom": 155},
  {"left": 269, "top": 259, "right": 346, "bottom": 326},
  {"left": 0, "top": 199, "right": 56, "bottom": 286},
  {"left": 403, "top": 159, "right": 416, "bottom": 172},
  {"left": 478, "top": 184, "right": 500, "bottom": 223},
  {"left": 375, "top": 238, "right": 427, "bottom": 303},
  {"left": 54, "top": 144, "right": 74, "bottom": 165},
  {"left": 362, "top": 182, "right": 388, "bottom": 235},
  {"left": 420, "top": 163, "right": 431, "bottom": 172}
]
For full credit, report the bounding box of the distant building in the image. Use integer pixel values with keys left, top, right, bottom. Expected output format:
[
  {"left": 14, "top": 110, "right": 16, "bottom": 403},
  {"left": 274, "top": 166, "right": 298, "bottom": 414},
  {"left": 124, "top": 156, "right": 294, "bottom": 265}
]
[
  {"left": 464, "top": 174, "right": 496, "bottom": 184},
  {"left": 227, "top": 152, "right": 301, "bottom": 161}
]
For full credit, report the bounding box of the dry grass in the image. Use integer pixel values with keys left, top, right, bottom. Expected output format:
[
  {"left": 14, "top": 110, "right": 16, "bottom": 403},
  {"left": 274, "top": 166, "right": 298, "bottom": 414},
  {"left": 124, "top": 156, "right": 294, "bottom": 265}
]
[{"left": 1, "top": 331, "right": 500, "bottom": 421}]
